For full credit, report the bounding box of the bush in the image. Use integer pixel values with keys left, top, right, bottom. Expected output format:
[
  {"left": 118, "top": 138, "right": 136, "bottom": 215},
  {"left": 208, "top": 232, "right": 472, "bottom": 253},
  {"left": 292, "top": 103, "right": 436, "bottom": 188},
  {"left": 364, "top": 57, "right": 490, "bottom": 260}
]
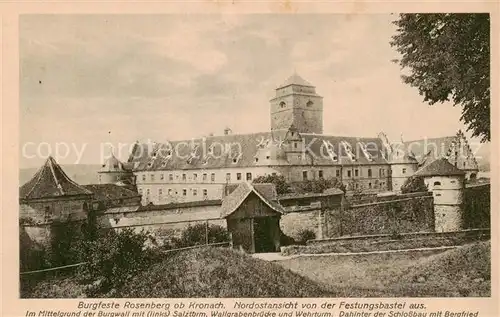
[
  {"left": 296, "top": 229, "right": 316, "bottom": 245},
  {"left": 296, "top": 177, "right": 345, "bottom": 194},
  {"left": 253, "top": 174, "right": 290, "bottom": 195},
  {"left": 401, "top": 176, "right": 428, "bottom": 194},
  {"left": 77, "top": 228, "right": 158, "bottom": 297},
  {"left": 163, "top": 223, "right": 230, "bottom": 250}
]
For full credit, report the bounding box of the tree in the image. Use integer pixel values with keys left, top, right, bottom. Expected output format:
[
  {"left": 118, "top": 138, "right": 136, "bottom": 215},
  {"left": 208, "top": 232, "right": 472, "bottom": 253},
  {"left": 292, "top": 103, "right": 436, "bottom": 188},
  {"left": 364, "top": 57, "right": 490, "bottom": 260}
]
[
  {"left": 401, "top": 176, "right": 428, "bottom": 194},
  {"left": 77, "top": 228, "right": 158, "bottom": 297},
  {"left": 391, "top": 14, "right": 490, "bottom": 142},
  {"left": 296, "top": 177, "right": 346, "bottom": 194},
  {"left": 253, "top": 174, "right": 291, "bottom": 195}
]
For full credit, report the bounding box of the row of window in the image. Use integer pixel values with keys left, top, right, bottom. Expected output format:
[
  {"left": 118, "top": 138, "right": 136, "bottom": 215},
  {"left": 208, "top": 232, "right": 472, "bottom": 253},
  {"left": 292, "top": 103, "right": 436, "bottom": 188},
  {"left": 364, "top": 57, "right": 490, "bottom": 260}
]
[
  {"left": 140, "top": 172, "right": 255, "bottom": 183},
  {"left": 139, "top": 187, "right": 209, "bottom": 198},
  {"left": 278, "top": 100, "right": 314, "bottom": 108},
  {"left": 348, "top": 181, "right": 386, "bottom": 190},
  {"left": 302, "top": 168, "right": 387, "bottom": 180}
]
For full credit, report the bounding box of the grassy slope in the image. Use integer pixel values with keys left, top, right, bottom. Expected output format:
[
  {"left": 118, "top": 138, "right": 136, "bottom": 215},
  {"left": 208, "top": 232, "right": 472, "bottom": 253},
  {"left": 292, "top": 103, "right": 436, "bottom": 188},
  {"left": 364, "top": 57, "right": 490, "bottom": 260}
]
[
  {"left": 118, "top": 247, "right": 329, "bottom": 298},
  {"left": 278, "top": 241, "right": 491, "bottom": 297},
  {"left": 23, "top": 241, "right": 491, "bottom": 298}
]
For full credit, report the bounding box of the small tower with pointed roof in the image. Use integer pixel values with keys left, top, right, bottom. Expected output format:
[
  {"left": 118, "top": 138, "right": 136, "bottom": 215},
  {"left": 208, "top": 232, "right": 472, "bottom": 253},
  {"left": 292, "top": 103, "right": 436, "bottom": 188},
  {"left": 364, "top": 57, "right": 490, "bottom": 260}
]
[
  {"left": 413, "top": 158, "right": 466, "bottom": 232},
  {"left": 19, "top": 156, "right": 94, "bottom": 245},
  {"left": 270, "top": 73, "right": 324, "bottom": 134},
  {"left": 98, "top": 153, "right": 136, "bottom": 188}
]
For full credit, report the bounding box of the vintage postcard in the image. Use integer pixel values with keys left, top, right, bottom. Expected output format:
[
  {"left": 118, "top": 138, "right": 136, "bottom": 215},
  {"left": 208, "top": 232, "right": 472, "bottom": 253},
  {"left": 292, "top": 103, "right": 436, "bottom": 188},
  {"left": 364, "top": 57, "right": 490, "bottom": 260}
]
[{"left": 1, "top": 2, "right": 499, "bottom": 317}]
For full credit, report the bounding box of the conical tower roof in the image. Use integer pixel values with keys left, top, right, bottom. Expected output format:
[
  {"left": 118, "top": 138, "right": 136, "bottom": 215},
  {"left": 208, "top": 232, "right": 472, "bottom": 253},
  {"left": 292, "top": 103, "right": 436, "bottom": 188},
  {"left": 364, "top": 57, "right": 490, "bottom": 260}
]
[
  {"left": 20, "top": 156, "right": 92, "bottom": 200},
  {"left": 413, "top": 158, "right": 465, "bottom": 177},
  {"left": 101, "top": 153, "right": 127, "bottom": 172}
]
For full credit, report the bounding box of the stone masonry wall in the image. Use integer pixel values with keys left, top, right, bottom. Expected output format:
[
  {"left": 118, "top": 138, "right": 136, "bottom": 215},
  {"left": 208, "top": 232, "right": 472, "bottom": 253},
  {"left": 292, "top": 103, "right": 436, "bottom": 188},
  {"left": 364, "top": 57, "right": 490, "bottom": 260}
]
[
  {"left": 326, "top": 192, "right": 435, "bottom": 237},
  {"left": 463, "top": 183, "right": 490, "bottom": 229}
]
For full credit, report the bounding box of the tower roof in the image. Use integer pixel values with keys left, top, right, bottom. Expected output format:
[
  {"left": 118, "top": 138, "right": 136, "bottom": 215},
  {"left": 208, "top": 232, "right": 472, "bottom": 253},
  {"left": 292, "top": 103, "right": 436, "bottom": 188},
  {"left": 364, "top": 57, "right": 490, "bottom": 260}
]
[
  {"left": 101, "top": 154, "right": 128, "bottom": 172},
  {"left": 278, "top": 73, "right": 314, "bottom": 88},
  {"left": 413, "top": 158, "right": 465, "bottom": 177},
  {"left": 20, "top": 156, "right": 92, "bottom": 200}
]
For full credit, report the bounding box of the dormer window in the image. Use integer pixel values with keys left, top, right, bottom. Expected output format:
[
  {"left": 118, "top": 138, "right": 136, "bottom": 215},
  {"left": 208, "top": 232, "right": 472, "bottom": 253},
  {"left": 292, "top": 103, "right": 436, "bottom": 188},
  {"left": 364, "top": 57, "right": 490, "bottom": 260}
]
[{"left": 279, "top": 101, "right": 286, "bottom": 108}]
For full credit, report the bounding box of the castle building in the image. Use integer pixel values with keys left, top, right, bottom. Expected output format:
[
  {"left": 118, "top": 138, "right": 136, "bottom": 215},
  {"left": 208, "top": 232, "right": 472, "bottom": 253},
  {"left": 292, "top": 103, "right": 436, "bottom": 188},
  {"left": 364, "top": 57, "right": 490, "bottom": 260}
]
[
  {"left": 126, "top": 74, "right": 479, "bottom": 206},
  {"left": 413, "top": 158, "right": 466, "bottom": 232},
  {"left": 399, "top": 130, "right": 479, "bottom": 180}
]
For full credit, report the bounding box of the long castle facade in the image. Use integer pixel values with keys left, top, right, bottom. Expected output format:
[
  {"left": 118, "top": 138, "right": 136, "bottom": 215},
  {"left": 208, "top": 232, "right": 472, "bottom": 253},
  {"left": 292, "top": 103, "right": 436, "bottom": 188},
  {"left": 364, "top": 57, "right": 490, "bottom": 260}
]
[{"left": 99, "top": 74, "right": 479, "bottom": 206}]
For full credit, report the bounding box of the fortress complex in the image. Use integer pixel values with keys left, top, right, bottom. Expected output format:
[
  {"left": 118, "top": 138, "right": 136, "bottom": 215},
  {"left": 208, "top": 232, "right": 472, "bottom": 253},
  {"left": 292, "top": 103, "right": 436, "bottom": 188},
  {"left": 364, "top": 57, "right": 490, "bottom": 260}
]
[{"left": 100, "top": 74, "right": 479, "bottom": 206}]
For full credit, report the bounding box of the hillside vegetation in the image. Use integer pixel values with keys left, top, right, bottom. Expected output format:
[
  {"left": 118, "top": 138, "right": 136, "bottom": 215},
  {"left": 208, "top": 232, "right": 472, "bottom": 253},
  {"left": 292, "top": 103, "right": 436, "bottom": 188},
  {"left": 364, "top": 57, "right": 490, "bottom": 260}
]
[
  {"left": 119, "top": 247, "right": 328, "bottom": 297},
  {"left": 279, "top": 241, "right": 491, "bottom": 297},
  {"left": 22, "top": 241, "right": 490, "bottom": 298}
]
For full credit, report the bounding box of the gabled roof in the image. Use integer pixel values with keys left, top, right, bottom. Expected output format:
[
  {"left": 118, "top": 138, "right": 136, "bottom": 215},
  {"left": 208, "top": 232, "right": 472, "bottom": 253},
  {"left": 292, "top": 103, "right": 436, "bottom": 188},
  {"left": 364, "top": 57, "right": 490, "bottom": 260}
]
[
  {"left": 128, "top": 131, "right": 389, "bottom": 171},
  {"left": 278, "top": 73, "right": 314, "bottom": 88},
  {"left": 83, "top": 184, "right": 140, "bottom": 202},
  {"left": 220, "top": 182, "right": 284, "bottom": 218},
  {"left": 413, "top": 158, "right": 465, "bottom": 177},
  {"left": 401, "top": 136, "right": 457, "bottom": 163},
  {"left": 20, "top": 156, "right": 93, "bottom": 200}
]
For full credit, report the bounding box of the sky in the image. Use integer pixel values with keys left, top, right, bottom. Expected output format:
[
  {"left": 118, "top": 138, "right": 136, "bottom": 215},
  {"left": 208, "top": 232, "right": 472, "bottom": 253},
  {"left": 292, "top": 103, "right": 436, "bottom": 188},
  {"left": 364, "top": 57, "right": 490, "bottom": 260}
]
[{"left": 20, "top": 14, "right": 476, "bottom": 168}]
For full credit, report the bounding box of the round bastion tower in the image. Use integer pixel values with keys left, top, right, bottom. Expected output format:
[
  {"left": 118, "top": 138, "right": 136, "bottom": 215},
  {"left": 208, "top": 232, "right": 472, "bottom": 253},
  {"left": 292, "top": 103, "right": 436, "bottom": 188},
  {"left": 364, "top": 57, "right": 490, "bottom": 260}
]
[
  {"left": 98, "top": 154, "right": 135, "bottom": 187},
  {"left": 413, "top": 158, "right": 466, "bottom": 232}
]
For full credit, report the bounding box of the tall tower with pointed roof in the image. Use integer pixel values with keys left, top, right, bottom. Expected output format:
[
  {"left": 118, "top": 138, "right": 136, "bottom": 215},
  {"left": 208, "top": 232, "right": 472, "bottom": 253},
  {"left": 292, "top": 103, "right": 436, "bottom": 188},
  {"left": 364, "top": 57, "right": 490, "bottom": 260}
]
[{"left": 270, "top": 73, "right": 323, "bottom": 134}]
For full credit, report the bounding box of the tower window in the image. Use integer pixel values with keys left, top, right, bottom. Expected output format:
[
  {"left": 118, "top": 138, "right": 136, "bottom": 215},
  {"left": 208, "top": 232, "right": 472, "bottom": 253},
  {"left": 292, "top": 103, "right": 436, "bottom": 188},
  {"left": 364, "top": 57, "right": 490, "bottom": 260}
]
[
  {"left": 246, "top": 173, "right": 252, "bottom": 181},
  {"left": 302, "top": 171, "right": 308, "bottom": 180},
  {"left": 347, "top": 170, "right": 352, "bottom": 178},
  {"left": 211, "top": 173, "right": 215, "bottom": 182},
  {"left": 368, "top": 169, "right": 372, "bottom": 178},
  {"left": 182, "top": 173, "right": 186, "bottom": 181},
  {"left": 44, "top": 206, "right": 52, "bottom": 223},
  {"left": 434, "top": 181, "right": 441, "bottom": 186},
  {"left": 279, "top": 101, "right": 286, "bottom": 108},
  {"left": 354, "top": 169, "right": 359, "bottom": 177},
  {"left": 402, "top": 168, "right": 407, "bottom": 174},
  {"left": 182, "top": 189, "right": 187, "bottom": 196},
  {"left": 160, "top": 174, "right": 164, "bottom": 180},
  {"left": 318, "top": 170, "right": 324, "bottom": 179},
  {"left": 142, "top": 175, "right": 146, "bottom": 182},
  {"left": 336, "top": 170, "right": 340, "bottom": 177},
  {"left": 203, "top": 189, "right": 208, "bottom": 197},
  {"left": 193, "top": 189, "right": 198, "bottom": 196},
  {"left": 237, "top": 173, "right": 242, "bottom": 180},
  {"left": 226, "top": 173, "right": 231, "bottom": 181}
]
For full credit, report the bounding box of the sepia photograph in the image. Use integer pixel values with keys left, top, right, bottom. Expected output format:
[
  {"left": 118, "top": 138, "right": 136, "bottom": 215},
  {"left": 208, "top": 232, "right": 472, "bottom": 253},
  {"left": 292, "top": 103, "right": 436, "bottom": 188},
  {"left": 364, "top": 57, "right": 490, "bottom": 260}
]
[{"left": 18, "top": 13, "right": 492, "bottom": 299}]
